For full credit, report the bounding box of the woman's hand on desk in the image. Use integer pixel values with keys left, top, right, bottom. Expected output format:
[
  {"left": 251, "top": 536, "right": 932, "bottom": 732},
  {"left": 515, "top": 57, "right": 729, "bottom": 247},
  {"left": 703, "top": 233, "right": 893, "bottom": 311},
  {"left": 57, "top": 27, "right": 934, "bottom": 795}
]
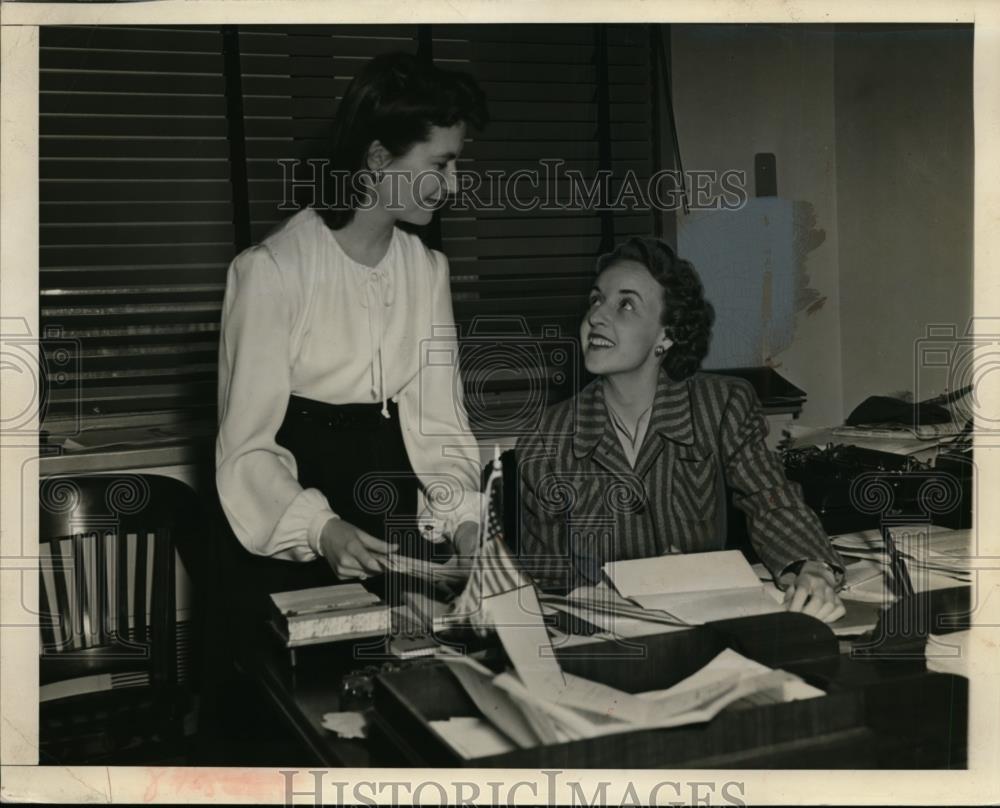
[
  {"left": 778, "top": 561, "right": 846, "bottom": 624},
  {"left": 318, "top": 518, "right": 396, "bottom": 580}
]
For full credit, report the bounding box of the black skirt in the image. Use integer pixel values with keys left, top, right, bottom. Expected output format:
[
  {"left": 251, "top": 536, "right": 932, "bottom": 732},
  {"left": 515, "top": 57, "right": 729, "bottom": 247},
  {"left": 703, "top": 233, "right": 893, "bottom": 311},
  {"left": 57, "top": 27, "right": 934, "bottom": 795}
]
[
  {"left": 275, "top": 395, "right": 421, "bottom": 547},
  {"left": 219, "top": 395, "right": 441, "bottom": 615}
]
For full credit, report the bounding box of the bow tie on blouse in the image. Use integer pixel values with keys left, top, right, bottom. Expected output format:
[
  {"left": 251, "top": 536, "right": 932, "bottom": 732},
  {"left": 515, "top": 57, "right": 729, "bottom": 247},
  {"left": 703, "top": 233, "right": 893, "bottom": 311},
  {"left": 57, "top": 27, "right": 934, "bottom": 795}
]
[{"left": 356, "top": 267, "right": 395, "bottom": 418}]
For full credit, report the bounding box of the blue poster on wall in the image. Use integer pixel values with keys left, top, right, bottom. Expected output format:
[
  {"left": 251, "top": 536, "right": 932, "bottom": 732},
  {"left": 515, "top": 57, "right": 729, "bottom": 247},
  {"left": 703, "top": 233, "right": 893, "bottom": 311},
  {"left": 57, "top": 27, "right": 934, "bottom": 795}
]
[{"left": 677, "top": 196, "right": 824, "bottom": 369}]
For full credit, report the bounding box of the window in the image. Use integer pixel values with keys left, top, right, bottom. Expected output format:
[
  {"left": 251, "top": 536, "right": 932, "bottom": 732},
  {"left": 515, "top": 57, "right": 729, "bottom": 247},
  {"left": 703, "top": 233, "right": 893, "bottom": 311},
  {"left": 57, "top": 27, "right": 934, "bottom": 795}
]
[{"left": 39, "top": 24, "right": 659, "bottom": 438}]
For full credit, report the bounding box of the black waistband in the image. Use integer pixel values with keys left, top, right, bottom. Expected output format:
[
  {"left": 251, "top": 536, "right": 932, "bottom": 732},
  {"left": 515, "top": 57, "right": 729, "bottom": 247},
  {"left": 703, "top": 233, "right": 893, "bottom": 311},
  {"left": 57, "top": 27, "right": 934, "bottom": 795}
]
[{"left": 284, "top": 394, "right": 398, "bottom": 429}]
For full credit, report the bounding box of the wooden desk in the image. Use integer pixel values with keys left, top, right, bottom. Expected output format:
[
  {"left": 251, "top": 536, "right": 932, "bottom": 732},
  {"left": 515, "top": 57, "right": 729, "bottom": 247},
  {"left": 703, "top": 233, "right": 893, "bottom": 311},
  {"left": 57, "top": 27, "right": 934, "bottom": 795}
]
[
  {"left": 373, "top": 610, "right": 967, "bottom": 768},
  {"left": 238, "top": 622, "right": 492, "bottom": 766},
  {"left": 243, "top": 599, "right": 967, "bottom": 769},
  {"left": 248, "top": 641, "right": 371, "bottom": 766}
]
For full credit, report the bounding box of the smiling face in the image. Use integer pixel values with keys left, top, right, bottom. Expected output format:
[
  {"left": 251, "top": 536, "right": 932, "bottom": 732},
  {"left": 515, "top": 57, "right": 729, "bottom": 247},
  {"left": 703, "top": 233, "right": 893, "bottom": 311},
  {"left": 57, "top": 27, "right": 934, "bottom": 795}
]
[
  {"left": 371, "top": 122, "right": 466, "bottom": 226},
  {"left": 581, "top": 259, "right": 673, "bottom": 378}
]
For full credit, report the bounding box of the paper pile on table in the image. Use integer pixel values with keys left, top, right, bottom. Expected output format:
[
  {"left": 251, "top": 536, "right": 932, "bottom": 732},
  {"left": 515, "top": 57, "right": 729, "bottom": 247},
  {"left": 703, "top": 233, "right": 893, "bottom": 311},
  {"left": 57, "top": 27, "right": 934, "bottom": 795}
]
[{"left": 831, "top": 526, "right": 971, "bottom": 598}]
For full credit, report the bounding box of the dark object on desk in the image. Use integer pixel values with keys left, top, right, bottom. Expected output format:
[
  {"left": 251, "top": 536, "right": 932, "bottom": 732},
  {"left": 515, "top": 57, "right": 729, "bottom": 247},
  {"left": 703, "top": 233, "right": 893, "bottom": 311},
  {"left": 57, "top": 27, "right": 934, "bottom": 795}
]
[
  {"left": 703, "top": 366, "right": 806, "bottom": 416},
  {"left": 38, "top": 474, "right": 196, "bottom": 764},
  {"left": 845, "top": 395, "right": 952, "bottom": 427},
  {"left": 853, "top": 585, "right": 970, "bottom": 659},
  {"left": 783, "top": 444, "right": 926, "bottom": 534},
  {"left": 933, "top": 445, "right": 973, "bottom": 529},
  {"left": 882, "top": 525, "right": 915, "bottom": 599},
  {"left": 371, "top": 611, "right": 966, "bottom": 769},
  {"left": 782, "top": 443, "right": 973, "bottom": 534}
]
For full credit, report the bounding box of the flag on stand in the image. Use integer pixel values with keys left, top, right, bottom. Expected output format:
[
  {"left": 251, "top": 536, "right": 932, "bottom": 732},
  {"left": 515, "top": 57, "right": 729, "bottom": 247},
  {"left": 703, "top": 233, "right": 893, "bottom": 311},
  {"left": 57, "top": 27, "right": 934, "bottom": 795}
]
[{"left": 449, "top": 451, "right": 532, "bottom": 624}]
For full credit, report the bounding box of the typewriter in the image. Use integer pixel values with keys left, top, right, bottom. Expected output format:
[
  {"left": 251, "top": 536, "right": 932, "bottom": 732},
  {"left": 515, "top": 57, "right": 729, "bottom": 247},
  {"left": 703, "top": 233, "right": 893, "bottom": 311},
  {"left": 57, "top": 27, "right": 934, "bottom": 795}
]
[{"left": 781, "top": 442, "right": 972, "bottom": 534}]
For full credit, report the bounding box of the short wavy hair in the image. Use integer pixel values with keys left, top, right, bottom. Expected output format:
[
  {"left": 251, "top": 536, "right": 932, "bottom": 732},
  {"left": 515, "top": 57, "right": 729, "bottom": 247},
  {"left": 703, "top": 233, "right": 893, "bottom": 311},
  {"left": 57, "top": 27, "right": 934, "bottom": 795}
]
[
  {"left": 595, "top": 237, "right": 715, "bottom": 381},
  {"left": 320, "top": 51, "right": 488, "bottom": 229}
]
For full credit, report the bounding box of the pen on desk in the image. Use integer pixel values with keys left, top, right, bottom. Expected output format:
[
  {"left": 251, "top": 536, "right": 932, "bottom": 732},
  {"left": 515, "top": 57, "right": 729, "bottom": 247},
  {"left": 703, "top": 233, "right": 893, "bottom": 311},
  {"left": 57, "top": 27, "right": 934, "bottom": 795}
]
[{"left": 882, "top": 524, "right": 915, "bottom": 598}]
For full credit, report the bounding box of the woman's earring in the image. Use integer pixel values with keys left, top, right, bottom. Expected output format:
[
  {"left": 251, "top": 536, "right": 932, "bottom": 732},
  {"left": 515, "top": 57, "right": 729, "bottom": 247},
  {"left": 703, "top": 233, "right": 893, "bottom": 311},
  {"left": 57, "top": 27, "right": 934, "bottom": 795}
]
[{"left": 654, "top": 345, "right": 667, "bottom": 357}]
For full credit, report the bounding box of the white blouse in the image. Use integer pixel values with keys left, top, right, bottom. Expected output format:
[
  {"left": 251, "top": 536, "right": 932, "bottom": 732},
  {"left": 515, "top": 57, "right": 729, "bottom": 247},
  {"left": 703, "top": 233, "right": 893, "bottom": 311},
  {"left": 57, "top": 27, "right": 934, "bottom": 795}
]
[{"left": 216, "top": 208, "right": 482, "bottom": 561}]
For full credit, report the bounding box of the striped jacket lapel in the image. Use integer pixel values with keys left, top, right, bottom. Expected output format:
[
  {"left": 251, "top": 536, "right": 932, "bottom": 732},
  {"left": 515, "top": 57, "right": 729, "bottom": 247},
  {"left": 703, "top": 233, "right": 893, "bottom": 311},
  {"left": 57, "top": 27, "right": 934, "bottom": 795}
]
[
  {"left": 633, "top": 372, "right": 695, "bottom": 477},
  {"left": 571, "top": 379, "right": 633, "bottom": 475}
]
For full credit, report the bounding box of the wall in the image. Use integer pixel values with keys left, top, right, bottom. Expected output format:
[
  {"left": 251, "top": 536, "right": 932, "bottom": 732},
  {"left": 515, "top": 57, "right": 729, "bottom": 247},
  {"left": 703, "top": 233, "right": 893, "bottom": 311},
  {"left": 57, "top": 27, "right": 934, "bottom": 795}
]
[
  {"left": 670, "top": 24, "right": 844, "bottom": 428},
  {"left": 669, "top": 23, "right": 973, "bottom": 425},
  {"left": 834, "top": 25, "right": 974, "bottom": 413}
]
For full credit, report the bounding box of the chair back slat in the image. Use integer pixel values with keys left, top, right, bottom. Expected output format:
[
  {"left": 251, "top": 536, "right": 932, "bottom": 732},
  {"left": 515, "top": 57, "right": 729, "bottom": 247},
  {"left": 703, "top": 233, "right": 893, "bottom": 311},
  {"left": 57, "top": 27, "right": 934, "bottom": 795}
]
[
  {"left": 116, "top": 534, "right": 129, "bottom": 644},
  {"left": 133, "top": 534, "right": 148, "bottom": 644},
  {"left": 39, "top": 543, "right": 59, "bottom": 653},
  {"left": 38, "top": 474, "right": 196, "bottom": 688},
  {"left": 151, "top": 528, "right": 176, "bottom": 687},
  {"left": 71, "top": 535, "right": 87, "bottom": 649},
  {"left": 95, "top": 530, "right": 108, "bottom": 643}
]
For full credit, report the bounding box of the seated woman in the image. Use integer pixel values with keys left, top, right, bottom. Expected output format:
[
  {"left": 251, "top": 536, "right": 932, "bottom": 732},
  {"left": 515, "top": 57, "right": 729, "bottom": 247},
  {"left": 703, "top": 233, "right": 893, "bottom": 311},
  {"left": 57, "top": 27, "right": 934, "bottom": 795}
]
[{"left": 516, "top": 236, "right": 846, "bottom": 623}]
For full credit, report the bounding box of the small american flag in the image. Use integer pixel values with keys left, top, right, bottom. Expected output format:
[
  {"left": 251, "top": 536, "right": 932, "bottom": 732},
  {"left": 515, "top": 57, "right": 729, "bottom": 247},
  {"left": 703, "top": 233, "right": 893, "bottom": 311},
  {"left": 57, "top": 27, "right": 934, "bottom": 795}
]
[{"left": 449, "top": 452, "right": 531, "bottom": 622}]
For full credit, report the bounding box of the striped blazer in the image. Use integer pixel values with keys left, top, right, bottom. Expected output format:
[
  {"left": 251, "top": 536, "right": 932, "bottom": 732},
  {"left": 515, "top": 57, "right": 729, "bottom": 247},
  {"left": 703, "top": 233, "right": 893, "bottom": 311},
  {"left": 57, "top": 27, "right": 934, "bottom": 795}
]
[{"left": 515, "top": 371, "right": 846, "bottom": 592}]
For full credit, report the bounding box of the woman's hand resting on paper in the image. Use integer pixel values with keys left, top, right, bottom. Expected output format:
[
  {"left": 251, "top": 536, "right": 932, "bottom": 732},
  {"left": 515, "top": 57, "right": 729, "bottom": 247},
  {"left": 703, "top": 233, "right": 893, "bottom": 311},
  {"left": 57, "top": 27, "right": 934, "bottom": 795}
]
[
  {"left": 318, "top": 517, "right": 396, "bottom": 580},
  {"left": 778, "top": 561, "right": 846, "bottom": 623}
]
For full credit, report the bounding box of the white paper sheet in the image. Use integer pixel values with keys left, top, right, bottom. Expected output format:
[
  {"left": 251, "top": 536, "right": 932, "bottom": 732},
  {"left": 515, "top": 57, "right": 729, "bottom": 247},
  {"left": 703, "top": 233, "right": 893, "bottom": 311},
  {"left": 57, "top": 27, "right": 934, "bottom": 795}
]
[
  {"left": 603, "top": 549, "right": 763, "bottom": 597},
  {"left": 630, "top": 587, "right": 783, "bottom": 625},
  {"left": 925, "top": 631, "right": 970, "bottom": 677},
  {"left": 486, "top": 585, "right": 565, "bottom": 698},
  {"left": 320, "top": 711, "right": 368, "bottom": 739},
  {"left": 602, "top": 550, "right": 784, "bottom": 625},
  {"left": 430, "top": 717, "right": 517, "bottom": 759},
  {"left": 441, "top": 657, "right": 542, "bottom": 748},
  {"left": 490, "top": 647, "right": 820, "bottom": 739}
]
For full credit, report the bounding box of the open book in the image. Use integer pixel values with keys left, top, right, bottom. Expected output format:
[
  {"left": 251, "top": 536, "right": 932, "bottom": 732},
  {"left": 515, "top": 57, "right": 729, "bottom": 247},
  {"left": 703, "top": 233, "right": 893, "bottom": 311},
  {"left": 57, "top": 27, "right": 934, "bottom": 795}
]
[{"left": 602, "top": 550, "right": 784, "bottom": 624}]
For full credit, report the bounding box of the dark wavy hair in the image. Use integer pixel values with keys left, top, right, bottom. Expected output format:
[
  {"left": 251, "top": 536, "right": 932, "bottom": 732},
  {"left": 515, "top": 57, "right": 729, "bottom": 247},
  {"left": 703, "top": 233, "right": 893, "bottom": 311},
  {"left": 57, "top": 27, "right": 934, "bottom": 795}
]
[
  {"left": 595, "top": 237, "right": 715, "bottom": 381},
  {"left": 319, "top": 51, "right": 488, "bottom": 230}
]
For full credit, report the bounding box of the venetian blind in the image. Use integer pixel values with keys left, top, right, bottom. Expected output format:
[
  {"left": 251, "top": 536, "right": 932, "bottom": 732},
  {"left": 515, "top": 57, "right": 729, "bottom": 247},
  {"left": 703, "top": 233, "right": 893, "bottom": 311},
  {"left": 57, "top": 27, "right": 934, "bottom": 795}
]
[
  {"left": 39, "top": 24, "right": 657, "bottom": 435},
  {"left": 434, "top": 24, "right": 656, "bottom": 432},
  {"left": 39, "top": 25, "right": 234, "bottom": 426}
]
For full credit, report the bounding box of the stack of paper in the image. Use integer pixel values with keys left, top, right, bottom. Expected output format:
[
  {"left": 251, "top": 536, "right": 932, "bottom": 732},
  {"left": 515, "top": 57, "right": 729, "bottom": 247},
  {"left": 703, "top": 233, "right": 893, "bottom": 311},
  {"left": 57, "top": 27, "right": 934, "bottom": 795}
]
[
  {"left": 925, "top": 630, "right": 970, "bottom": 678},
  {"left": 428, "top": 578, "right": 821, "bottom": 759},
  {"left": 270, "top": 584, "right": 389, "bottom": 646},
  {"left": 378, "top": 552, "right": 468, "bottom": 587},
  {"left": 539, "top": 584, "right": 690, "bottom": 640},
  {"left": 429, "top": 716, "right": 517, "bottom": 758},
  {"left": 602, "top": 550, "right": 784, "bottom": 624},
  {"left": 437, "top": 647, "right": 822, "bottom": 753},
  {"left": 831, "top": 526, "right": 971, "bottom": 596}
]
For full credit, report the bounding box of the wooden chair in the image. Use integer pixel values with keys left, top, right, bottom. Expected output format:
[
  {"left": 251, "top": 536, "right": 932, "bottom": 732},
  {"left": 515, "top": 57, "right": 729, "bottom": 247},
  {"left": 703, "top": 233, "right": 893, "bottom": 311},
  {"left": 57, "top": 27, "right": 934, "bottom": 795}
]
[{"left": 38, "top": 474, "right": 199, "bottom": 764}]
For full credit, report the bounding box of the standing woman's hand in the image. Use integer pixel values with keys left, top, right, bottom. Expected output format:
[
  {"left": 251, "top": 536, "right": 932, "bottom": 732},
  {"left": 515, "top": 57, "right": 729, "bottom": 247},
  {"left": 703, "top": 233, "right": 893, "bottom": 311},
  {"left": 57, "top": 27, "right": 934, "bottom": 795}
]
[
  {"left": 319, "top": 518, "right": 396, "bottom": 580},
  {"left": 450, "top": 520, "right": 481, "bottom": 558}
]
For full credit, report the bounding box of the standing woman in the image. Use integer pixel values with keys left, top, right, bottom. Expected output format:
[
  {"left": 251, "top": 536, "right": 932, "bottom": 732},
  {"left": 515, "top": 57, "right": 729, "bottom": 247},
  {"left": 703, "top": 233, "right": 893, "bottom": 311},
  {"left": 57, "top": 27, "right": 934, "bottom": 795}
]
[{"left": 216, "top": 52, "right": 487, "bottom": 603}]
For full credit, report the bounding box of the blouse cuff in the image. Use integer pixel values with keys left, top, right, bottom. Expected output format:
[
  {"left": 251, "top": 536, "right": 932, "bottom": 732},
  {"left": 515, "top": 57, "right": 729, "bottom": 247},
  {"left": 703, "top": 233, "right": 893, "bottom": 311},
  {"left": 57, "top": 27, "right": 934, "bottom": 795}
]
[
  {"left": 308, "top": 507, "right": 338, "bottom": 557},
  {"left": 271, "top": 487, "right": 337, "bottom": 562},
  {"left": 421, "top": 489, "right": 484, "bottom": 541}
]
